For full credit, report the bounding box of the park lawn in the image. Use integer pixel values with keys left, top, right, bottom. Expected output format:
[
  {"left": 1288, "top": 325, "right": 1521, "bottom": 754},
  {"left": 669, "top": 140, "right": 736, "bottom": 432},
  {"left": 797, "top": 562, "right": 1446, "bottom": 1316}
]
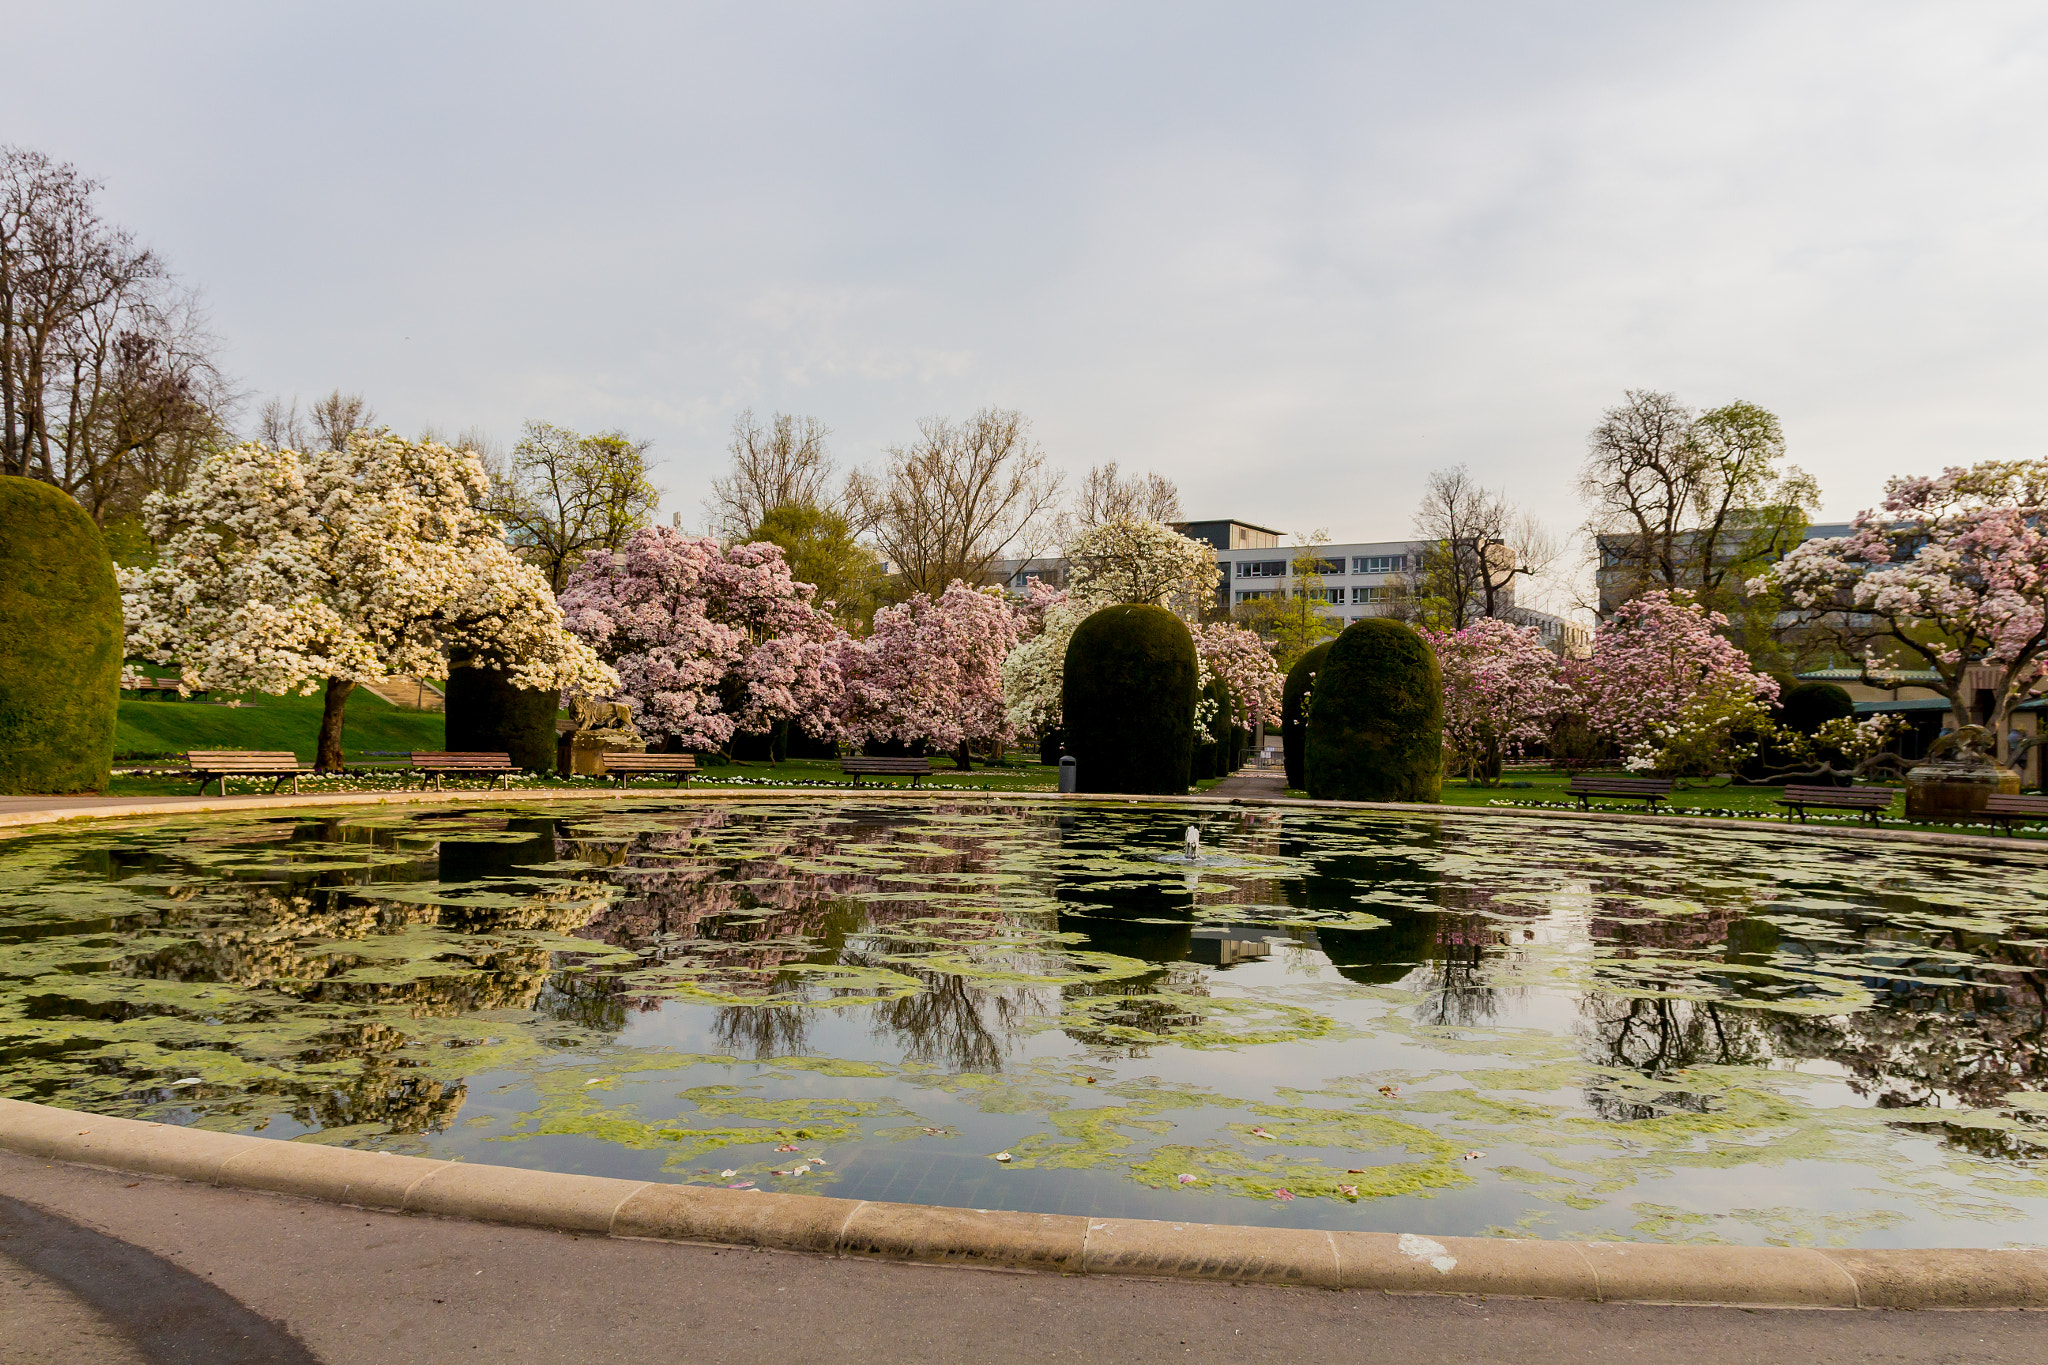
[
  {"left": 106, "top": 752, "right": 1064, "bottom": 798},
  {"left": 115, "top": 688, "right": 445, "bottom": 763}
]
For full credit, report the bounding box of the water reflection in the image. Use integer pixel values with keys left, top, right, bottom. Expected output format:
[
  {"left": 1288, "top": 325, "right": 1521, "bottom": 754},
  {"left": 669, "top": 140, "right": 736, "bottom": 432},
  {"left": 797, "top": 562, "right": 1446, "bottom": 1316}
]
[{"left": 3, "top": 801, "right": 2046, "bottom": 1242}]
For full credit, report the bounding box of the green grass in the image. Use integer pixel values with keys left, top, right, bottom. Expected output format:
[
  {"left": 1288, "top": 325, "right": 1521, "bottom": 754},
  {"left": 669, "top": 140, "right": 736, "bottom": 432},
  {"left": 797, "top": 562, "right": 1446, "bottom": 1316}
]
[{"left": 115, "top": 688, "right": 444, "bottom": 763}]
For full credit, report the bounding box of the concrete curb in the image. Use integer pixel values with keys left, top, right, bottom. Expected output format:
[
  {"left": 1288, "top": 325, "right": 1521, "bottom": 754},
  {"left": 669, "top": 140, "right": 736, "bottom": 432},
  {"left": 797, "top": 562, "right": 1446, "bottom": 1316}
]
[
  {"left": 3, "top": 1100, "right": 2043, "bottom": 1308},
  {"left": 5, "top": 785, "right": 2047, "bottom": 856}
]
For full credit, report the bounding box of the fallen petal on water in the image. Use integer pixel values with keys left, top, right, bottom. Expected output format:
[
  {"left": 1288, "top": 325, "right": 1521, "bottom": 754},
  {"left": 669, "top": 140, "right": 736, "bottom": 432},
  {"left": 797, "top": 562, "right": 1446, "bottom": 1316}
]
[
  {"left": 719, "top": 1169, "right": 737, "bottom": 1179},
  {"left": 993, "top": 1152, "right": 1013, "bottom": 1163},
  {"left": 1176, "top": 1174, "right": 1198, "bottom": 1186},
  {"left": 1339, "top": 1185, "right": 1359, "bottom": 1197},
  {"left": 1273, "top": 1189, "right": 1296, "bottom": 1201},
  {"left": 1463, "top": 1151, "right": 1486, "bottom": 1161},
  {"left": 170, "top": 1079, "right": 202, "bottom": 1087}
]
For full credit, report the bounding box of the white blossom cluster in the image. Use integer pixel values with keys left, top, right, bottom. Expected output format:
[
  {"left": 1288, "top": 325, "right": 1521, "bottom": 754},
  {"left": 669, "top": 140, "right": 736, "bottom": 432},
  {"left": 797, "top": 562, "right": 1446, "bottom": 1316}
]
[{"left": 120, "top": 435, "right": 618, "bottom": 698}]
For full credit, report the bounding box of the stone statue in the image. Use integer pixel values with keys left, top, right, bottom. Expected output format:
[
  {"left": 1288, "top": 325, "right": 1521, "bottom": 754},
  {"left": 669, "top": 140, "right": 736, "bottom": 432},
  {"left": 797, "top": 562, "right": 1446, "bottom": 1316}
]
[{"left": 559, "top": 694, "right": 647, "bottom": 775}]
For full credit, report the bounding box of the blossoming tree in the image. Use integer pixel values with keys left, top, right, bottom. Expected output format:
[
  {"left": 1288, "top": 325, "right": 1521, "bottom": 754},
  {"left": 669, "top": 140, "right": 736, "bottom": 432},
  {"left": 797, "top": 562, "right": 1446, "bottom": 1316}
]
[
  {"left": 121, "top": 435, "right": 617, "bottom": 771},
  {"left": 1002, "top": 518, "right": 1218, "bottom": 737},
  {"left": 1421, "top": 617, "right": 1567, "bottom": 783},
  {"left": 1580, "top": 590, "right": 1778, "bottom": 776},
  {"left": 1193, "top": 622, "right": 1284, "bottom": 732},
  {"left": 1753, "top": 459, "right": 2048, "bottom": 765},
  {"left": 838, "top": 581, "right": 1020, "bottom": 767},
  {"left": 558, "top": 528, "right": 845, "bottom": 753}
]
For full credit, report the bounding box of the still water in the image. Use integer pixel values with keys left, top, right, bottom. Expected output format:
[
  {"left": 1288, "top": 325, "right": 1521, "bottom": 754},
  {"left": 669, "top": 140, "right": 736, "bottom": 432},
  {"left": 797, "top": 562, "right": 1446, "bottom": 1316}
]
[{"left": 3, "top": 799, "right": 2044, "bottom": 1247}]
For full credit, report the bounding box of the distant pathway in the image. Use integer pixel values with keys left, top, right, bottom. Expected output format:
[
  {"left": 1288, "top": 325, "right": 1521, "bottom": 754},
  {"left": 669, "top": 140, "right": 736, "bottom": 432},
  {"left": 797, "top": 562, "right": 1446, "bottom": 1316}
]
[{"left": 1208, "top": 756, "right": 1287, "bottom": 799}]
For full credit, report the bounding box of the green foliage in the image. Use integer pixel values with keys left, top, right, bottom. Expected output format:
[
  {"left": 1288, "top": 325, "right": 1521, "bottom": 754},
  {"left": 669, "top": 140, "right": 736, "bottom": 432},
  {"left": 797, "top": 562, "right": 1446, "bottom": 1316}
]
[
  {"left": 1063, "top": 604, "right": 1198, "bottom": 794},
  {"left": 1780, "top": 682, "right": 1855, "bottom": 734},
  {"left": 1304, "top": 619, "right": 1442, "bottom": 802},
  {"left": 1232, "top": 540, "right": 1341, "bottom": 668},
  {"left": 748, "top": 503, "right": 887, "bottom": 632},
  {"left": 1280, "top": 642, "right": 1332, "bottom": 790},
  {"left": 0, "top": 478, "right": 122, "bottom": 793},
  {"left": 445, "top": 666, "right": 560, "bottom": 771}
]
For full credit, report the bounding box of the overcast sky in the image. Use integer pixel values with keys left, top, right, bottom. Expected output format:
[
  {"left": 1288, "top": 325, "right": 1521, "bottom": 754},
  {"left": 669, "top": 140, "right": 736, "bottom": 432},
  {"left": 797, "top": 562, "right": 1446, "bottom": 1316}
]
[{"left": 9, "top": 1, "right": 2045, "bottom": 588}]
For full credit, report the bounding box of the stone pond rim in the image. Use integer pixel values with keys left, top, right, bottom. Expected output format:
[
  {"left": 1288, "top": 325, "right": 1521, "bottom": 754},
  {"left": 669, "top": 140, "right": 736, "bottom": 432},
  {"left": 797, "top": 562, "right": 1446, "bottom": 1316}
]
[
  {"left": 0, "top": 1098, "right": 2043, "bottom": 1310},
  {"left": 2, "top": 791, "right": 2046, "bottom": 1307}
]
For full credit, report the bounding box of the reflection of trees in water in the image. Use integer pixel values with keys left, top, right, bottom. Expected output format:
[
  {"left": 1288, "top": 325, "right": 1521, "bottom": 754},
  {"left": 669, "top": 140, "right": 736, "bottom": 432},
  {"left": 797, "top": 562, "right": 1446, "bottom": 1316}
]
[
  {"left": 711, "top": 1002, "right": 814, "bottom": 1060},
  {"left": 1575, "top": 995, "right": 1768, "bottom": 1119},
  {"left": 1057, "top": 964, "right": 1207, "bottom": 1057},
  {"left": 866, "top": 971, "right": 1034, "bottom": 1072},
  {"left": 283, "top": 1058, "right": 467, "bottom": 1136}
]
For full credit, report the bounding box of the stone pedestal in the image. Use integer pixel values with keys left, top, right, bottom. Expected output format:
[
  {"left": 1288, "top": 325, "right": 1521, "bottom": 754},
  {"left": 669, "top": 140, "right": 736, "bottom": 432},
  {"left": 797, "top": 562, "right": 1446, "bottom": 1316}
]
[
  {"left": 1903, "top": 761, "right": 2021, "bottom": 821},
  {"left": 558, "top": 732, "right": 645, "bottom": 777}
]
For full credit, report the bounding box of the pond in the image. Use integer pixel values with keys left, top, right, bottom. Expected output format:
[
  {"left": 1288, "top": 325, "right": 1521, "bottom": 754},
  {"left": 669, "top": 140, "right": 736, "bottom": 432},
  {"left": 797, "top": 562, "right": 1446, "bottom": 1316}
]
[{"left": 2, "top": 798, "right": 2045, "bottom": 1248}]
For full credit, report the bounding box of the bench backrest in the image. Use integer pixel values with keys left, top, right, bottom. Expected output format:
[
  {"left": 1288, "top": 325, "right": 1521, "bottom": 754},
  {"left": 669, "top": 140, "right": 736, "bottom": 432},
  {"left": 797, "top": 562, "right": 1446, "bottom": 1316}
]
[
  {"left": 1984, "top": 793, "right": 2048, "bottom": 812},
  {"left": 1566, "top": 776, "right": 1674, "bottom": 793},
  {"left": 601, "top": 753, "right": 697, "bottom": 769},
  {"left": 186, "top": 750, "right": 304, "bottom": 770},
  {"left": 842, "top": 757, "right": 932, "bottom": 772},
  {"left": 1783, "top": 784, "right": 1892, "bottom": 805},
  {"left": 409, "top": 752, "right": 513, "bottom": 767}
]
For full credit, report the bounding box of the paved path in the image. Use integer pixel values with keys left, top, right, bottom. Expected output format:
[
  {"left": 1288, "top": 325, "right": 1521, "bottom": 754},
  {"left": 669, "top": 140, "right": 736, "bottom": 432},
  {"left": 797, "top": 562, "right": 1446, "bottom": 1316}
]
[
  {"left": 0, "top": 1152, "right": 2035, "bottom": 1365},
  {"left": 1208, "top": 757, "right": 1288, "bottom": 799}
]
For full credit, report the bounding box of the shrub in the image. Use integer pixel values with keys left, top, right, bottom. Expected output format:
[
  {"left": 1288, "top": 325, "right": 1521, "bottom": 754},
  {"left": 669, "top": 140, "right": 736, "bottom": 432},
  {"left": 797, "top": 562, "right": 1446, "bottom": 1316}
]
[
  {"left": 0, "top": 478, "right": 122, "bottom": 794},
  {"left": 1304, "top": 619, "right": 1442, "bottom": 802},
  {"left": 1063, "top": 604, "right": 1198, "bottom": 794},
  {"left": 1780, "top": 681, "right": 1855, "bottom": 734},
  {"left": 1280, "top": 642, "right": 1333, "bottom": 790},
  {"left": 444, "top": 665, "right": 559, "bottom": 771}
]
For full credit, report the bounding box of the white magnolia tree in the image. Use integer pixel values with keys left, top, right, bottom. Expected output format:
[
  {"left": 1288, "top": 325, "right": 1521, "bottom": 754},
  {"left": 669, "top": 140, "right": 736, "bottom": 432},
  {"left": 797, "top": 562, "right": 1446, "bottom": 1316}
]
[
  {"left": 1002, "top": 518, "right": 1218, "bottom": 736},
  {"left": 122, "top": 434, "right": 616, "bottom": 769}
]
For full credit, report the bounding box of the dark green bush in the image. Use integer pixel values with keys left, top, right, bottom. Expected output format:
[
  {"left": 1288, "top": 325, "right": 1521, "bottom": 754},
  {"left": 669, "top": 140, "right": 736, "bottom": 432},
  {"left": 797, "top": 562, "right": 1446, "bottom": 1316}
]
[
  {"left": 1304, "top": 619, "right": 1442, "bottom": 802},
  {"left": 1280, "top": 642, "right": 1333, "bottom": 790},
  {"left": 1201, "top": 677, "right": 1237, "bottom": 779},
  {"left": 444, "top": 665, "right": 558, "bottom": 771},
  {"left": 1063, "top": 604, "right": 1198, "bottom": 794},
  {"left": 1780, "top": 681, "right": 1854, "bottom": 734},
  {"left": 0, "top": 478, "right": 122, "bottom": 794}
]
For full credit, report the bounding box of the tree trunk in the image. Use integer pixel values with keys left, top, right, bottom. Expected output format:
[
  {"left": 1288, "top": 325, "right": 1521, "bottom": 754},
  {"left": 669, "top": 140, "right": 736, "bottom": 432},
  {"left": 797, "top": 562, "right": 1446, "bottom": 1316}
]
[
  {"left": 317, "top": 676, "right": 354, "bottom": 773},
  {"left": 954, "top": 741, "right": 972, "bottom": 771}
]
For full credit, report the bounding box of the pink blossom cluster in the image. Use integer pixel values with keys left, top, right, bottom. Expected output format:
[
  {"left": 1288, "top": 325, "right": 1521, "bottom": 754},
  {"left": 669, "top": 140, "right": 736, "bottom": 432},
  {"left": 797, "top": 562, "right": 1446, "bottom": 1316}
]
[
  {"left": 1579, "top": 591, "right": 1778, "bottom": 748},
  {"left": 837, "top": 582, "right": 1022, "bottom": 755},
  {"left": 1419, "top": 617, "right": 1569, "bottom": 764},
  {"left": 559, "top": 528, "right": 844, "bottom": 749},
  {"left": 1193, "top": 622, "right": 1284, "bottom": 728}
]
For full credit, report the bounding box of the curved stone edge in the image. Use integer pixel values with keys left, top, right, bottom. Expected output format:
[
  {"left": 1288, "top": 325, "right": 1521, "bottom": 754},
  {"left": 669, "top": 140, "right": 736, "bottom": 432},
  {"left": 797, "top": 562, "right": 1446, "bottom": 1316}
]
[
  {"left": 4, "top": 786, "right": 2045, "bottom": 856},
  {"left": 4, "top": 1101, "right": 2044, "bottom": 1308}
]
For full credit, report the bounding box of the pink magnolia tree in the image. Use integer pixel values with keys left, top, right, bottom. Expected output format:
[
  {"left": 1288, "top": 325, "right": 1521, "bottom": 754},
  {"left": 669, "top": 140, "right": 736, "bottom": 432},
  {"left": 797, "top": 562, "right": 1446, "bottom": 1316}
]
[
  {"left": 1193, "top": 623, "right": 1284, "bottom": 731},
  {"left": 1580, "top": 590, "right": 1779, "bottom": 776},
  {"left": 1754, "top": 459, "right": 2048, "bottom": 765},
  {"left": 837, "top": 581, "right": 1022, "bottom": 768},
  {"left": 1421, "top": 617, "right": 1568, "bottom": 784},
  {"left": 558, "top": 528, "right": 845, "bottom": 752}
]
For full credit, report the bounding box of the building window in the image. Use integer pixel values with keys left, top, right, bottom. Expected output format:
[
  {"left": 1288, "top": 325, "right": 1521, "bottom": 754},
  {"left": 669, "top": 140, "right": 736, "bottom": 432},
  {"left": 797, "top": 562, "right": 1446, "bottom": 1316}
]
[
  {"left": 1237, "top": 560, "right": 1288, "bottom": 578},
  {"left": 1309, "top": 557, "right": 1343, "bottom": 576},
  {"left": 1352, "top": 555, "right": 1406, "bottom": 575},
  {"left": 1350, "top": 586, "right": 1373, "bottom": 604},
  {"left": 1235, "top": 589, "right": 1277, "bottom": 604}
]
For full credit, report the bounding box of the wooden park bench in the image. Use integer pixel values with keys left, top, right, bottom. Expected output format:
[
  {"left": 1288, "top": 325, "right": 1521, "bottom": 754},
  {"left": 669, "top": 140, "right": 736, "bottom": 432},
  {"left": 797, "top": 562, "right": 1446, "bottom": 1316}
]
[
  {"left": 1982, "top": 793, "right": 2048, "bottom": 834},
  {"left": 185, "top": 750, "right": 310, "bottom": 796},
  {"left": 840, "top": 756, "right": 932, "bottom": 787},
  {"left": 598, "top": 752, "right": 698, "bottom": 787},
  {"left": 1778, "top": 784, "right": 1895, "bottom": 825},
  {"left": 407, "top": 751, "right": 516, "bottom": 790},
  {"left": 1565, "top": 775, "right": 1675, "bottom": 811}
]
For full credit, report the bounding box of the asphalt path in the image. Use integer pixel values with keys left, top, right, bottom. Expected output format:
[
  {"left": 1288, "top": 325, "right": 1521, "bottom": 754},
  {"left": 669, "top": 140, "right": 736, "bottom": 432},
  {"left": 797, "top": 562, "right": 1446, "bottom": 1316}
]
[{"left": 0, "top": 1150, "right": 2038, "bottom": 1365}]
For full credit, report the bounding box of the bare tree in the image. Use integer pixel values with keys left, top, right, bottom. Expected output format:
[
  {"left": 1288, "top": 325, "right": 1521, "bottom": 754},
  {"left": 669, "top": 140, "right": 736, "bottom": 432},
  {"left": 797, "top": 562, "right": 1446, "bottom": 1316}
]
[
  {"left": 1580, "top": 390, "right": 1816, "bottom": 613},
  {"left": 847, "top": 408, "right": 1063, "bottom": 596},
  {"left": 489, "top": 420, "right": 660, "bottom": 591},
  {"left": 308, "top": 390, "right": 376, "bottom": 451},
  {"left": 1408, "top": 466, "right": 1558, "bottom": 628},
  {"left": 1070, "top": 460, "right": 1181, "bottom": 530},
  {"left": 703, "top": 410, "right": 836, "bottom": 539},
  {"left": 1, "top": 145, "right": 231, "bottom": 522}
]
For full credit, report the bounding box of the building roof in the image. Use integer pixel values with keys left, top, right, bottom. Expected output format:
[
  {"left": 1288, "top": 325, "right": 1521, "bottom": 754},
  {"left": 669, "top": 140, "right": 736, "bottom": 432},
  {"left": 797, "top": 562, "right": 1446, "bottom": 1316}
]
[
  {"left": 1176, "top": 518, "right": 1285, "bottom": 537},
  {"left": 1797, "top": 667, "right": 1942, "bottom": 684}
]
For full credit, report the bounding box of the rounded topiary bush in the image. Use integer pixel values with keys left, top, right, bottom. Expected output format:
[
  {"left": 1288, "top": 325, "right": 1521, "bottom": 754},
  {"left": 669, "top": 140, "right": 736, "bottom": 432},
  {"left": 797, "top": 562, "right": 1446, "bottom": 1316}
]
[
  {"left": 1780, "top": 681, "right": 1855, "bottom": 734},
  {"left": 445, "top": 665, "right": 559, "bottom": 772},
  {"left": 1063, "top": 604, "right": 1198, "bottom": 795},
  {"left": 1202, "top": 676, "right": 1236, "bottom": 779},
  {"left": 0, "top": 478, "right": 122, "bottom": 794},
  {"left": 1304, "top": 619, "right": 1442, "bottom": 802},
  {"left": 1280, "top": 642, "right": 1333, "bottom": 790}
]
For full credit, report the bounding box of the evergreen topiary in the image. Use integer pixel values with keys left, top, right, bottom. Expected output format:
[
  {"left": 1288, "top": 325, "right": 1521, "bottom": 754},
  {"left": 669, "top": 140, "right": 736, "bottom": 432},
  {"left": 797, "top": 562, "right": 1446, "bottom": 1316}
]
[
  {"left": 1063, "top": 604, "right": 1198, "bottom": 794},
  {"left": 1202, "top": 676, "right": 1236, "bottom": 779},
  {"left": 1304, "top": 618, "right": 1442, "bottom": 802},
  {"left": 1280, "top": 642, "right": 1332, "bottom": 790},
  {"left": 445, "top": 665, "right": 558, "bottom": 771},
  {"left": 0, "top": 478, "right": 122, "bottom": 794},
  {"left": 1780, "top": 681, "right": 1855, "bottom": 734}
]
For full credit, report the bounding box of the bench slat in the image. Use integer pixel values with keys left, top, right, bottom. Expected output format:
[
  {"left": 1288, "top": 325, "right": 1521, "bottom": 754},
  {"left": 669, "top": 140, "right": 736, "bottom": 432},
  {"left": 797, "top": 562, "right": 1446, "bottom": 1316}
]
[
  {"left": 1984, "top": 793, "right": 2048, "bottom": 832},
  {"left": 598, "top": 752, "right": 696, "bottom": 785},
  {"left": 407, "top": 752, "right": 516, "bottom": 790},
  {"left": 183, "top": 751, "right": 310, "bottom": 795},
  {"left": 1777, "top": 784, "right": 1894, "bottom": 824},
  {"left": 841, "top": 757, "right": 932, "bottom": 785}
]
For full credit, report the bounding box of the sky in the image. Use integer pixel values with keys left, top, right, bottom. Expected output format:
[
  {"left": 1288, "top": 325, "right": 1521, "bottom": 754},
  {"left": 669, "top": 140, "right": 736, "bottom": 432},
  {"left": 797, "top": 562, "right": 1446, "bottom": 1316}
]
[{"left": 8, "top": 1, "right": 2046, "bottom": 601}]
